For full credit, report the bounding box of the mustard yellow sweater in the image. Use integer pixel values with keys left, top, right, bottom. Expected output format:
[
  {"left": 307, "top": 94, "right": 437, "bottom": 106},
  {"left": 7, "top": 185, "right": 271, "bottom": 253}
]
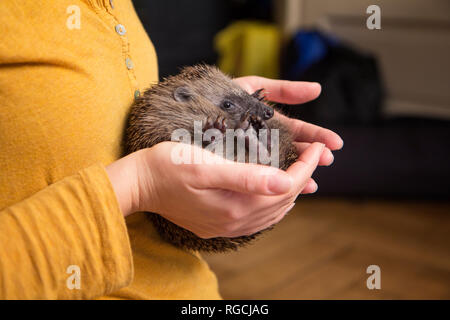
[{"left": 0, "top": 0, "right": 220, "bottom": 299}]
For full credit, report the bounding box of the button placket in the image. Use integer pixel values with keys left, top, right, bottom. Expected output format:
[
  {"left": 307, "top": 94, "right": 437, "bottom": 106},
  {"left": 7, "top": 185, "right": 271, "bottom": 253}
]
[{"left": 108, "top": 10, "right": 139, "bottom": 99}]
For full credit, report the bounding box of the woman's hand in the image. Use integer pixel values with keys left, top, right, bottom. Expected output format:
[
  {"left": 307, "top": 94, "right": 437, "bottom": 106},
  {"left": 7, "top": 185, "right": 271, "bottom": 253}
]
[
  {"left": 106, "top": 141, "right": 324, "bottom": 238},
  {"left": 234, "top": 76, "right": 344, "bottom": 193},
  {"left": 106, "top": 76, "right": 342, "bottom": 239}
]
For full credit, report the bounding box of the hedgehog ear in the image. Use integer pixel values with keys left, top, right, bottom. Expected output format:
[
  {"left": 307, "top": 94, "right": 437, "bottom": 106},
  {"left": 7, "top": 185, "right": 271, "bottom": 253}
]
[{"left": 174, "top": 86, "right": 193, "bottom": 102}]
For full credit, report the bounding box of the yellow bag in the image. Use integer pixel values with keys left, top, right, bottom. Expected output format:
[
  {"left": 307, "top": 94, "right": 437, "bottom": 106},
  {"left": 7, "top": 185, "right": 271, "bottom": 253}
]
[{"left": 214, "top": 20, "right": 280, "bottom": 79}]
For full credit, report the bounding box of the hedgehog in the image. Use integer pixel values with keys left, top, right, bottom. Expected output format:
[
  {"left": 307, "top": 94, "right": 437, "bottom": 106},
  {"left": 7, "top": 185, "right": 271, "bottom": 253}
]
[{"left": 126, "top": 64, "right": 298, "bottom": 252}]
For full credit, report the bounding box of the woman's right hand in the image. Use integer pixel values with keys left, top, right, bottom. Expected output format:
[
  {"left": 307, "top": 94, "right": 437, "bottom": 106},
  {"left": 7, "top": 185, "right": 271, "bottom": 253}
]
[{"left": 106, "top": 141, "right": 324, "bottom": 239}]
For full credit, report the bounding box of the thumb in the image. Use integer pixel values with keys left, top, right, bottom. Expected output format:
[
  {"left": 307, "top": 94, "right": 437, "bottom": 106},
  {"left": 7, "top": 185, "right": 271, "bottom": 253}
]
[
  {"left": 287, "top": 142, "right": 325, "bottom": 192},
  {"left": 196, "top": 162, "right": 293, "bottom": 195}
]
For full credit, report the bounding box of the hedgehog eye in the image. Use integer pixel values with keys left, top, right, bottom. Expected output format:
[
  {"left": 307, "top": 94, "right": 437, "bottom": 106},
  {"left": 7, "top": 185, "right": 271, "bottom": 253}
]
[{"left": 222, "top": 100, "right": 234, "bottom": 109}]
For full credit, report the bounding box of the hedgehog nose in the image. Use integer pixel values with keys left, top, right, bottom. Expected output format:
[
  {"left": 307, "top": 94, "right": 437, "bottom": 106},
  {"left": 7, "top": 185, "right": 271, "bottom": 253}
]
[{"left": 263, "top": 106, "right": 274, "bottom": 120}]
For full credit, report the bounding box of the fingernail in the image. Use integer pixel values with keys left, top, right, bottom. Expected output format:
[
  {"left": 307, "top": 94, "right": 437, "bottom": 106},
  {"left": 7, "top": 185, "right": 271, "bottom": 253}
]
[
  {"left": 317, "top": 143, "right": 325, "bottom": 156},
  {"left": 311, "top": 82, "right": 322, "bottom": 94},
  {"left": 267, "top": 174, "right": 293, "bottom": 194},
  {"left": 327, "top": 152, "right": 334, "bottom": 166},
  {"left": 312, "top": 181, "right": 318, "bottom": 193}
]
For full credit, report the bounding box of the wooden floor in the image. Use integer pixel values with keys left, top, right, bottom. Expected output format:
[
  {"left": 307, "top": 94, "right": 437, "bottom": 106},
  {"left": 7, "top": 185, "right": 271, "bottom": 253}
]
[{"left": 204, "top": 198, "right": 450, "bottom": 299}]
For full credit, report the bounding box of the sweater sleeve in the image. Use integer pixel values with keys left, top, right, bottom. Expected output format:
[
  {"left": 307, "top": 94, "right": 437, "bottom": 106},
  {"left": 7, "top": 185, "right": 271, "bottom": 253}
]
[{"left": 0, "top": 163, "right": 133, "bottom": 299}]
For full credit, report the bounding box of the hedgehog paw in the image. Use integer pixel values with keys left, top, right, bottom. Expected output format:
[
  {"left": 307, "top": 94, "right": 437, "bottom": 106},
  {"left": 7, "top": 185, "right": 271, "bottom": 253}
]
[
  {"left": 202, "top": 116, "right": 227, "bottom": 148},
  {"left": 203, "top": 116, "right": 227, "bottom": 134},
  {"left": 252, "top": 116, "right": 271, "bottom": 150},
  {"left": 238, "top": 111, "right": 251, "bottom": 130},
  {"left": 237, "top": 112, "right": 271, "bottom": 152},
  {"left": 250, "top": 114, "right": 268, "bottom": 131},
  {"left": 251, "top": 88, "right": 266, "bottom": 101}
]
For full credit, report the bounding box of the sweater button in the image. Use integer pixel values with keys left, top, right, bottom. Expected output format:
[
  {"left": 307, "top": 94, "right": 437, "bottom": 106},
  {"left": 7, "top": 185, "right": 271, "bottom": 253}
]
[
  {"left": 134, "top": 90, "right": 140, "bottom": 99},
  {"left": 115, "top": 24, "right": 126, "bottom": 36},
  {"left": 109, "top": 0, "right": 114, "bottom": 9},
  {"left": 125, "top": 58, "right": 134, "bottom": 70}
]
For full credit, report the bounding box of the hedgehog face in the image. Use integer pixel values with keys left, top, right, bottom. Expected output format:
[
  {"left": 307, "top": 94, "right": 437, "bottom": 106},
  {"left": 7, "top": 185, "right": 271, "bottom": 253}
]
[
  {"left": 219, "top": 92, "right": 274, "bottom": 123},
  {"left": 173, "top": 85, "right": 273, "bottom": 124}
]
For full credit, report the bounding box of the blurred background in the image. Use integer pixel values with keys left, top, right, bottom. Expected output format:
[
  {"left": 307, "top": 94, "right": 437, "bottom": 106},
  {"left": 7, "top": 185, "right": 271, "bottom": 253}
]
[{"left": 133, "top": 0, "right": 450, "bottom": 299}]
